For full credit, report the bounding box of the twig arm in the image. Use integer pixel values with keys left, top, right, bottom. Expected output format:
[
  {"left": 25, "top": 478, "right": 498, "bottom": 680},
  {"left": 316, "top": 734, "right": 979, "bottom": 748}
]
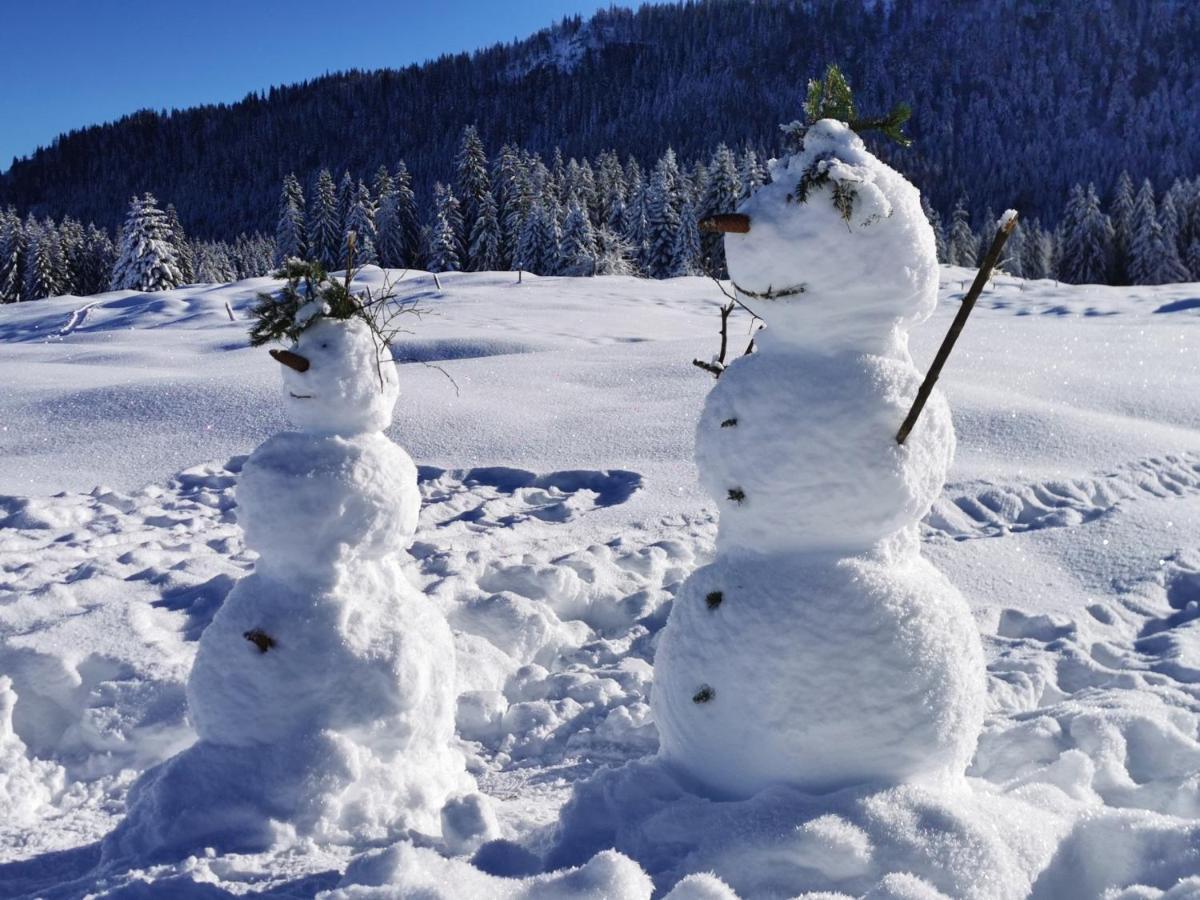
[{"left": 896, "top": 212, "right": 1018, "bottom": 445}]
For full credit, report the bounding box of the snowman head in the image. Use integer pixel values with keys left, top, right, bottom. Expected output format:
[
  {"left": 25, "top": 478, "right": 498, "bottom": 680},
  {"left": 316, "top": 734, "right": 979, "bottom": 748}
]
[
  {"left": 707, "top": 120, "right": 939, "bottom": 351},
  {"left": 270, "top": 317, "right": 399, "bottom": 434}
]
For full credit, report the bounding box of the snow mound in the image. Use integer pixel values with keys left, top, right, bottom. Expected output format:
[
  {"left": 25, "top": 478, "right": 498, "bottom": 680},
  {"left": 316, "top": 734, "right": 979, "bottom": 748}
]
[
  {"left": 0, "top": 676, "right": 65, "bottom": 826},
  {"left": 324, "top": 844, "right": 652, "bottom": 899}
]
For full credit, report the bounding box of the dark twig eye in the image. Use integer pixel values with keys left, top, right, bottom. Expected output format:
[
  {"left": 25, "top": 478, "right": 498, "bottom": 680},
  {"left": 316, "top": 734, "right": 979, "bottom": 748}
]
[{"left": 244, "top": 629, "right": 276, "bottom": 653}]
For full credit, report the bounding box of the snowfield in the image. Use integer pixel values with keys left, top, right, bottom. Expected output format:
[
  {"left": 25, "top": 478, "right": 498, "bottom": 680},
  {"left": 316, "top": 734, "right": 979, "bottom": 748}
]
[{"left": 1, "top": 268, "right": 1200, "bottom": 898}]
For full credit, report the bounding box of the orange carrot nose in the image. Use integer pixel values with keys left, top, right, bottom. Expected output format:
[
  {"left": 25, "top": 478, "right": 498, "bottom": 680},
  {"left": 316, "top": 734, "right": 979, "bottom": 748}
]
[
  {"left": 269, "top": 349, "right": 310, "bottom": 372},
  {"left": 699, "top": 213, "right": 751, "bottom": 234}
]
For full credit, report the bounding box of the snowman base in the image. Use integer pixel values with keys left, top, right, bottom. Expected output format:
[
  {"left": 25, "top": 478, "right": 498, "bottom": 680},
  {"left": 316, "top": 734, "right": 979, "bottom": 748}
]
[
  {"left": 653, "top": 544, "right": 986, "bottom": 799},
  {"left": 102, "top": 727, "right": 474, "bottom": 862}
]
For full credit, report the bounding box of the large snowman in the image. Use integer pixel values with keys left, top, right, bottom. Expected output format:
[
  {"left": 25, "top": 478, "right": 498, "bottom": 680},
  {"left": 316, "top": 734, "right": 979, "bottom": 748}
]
[
  {"left": 652, "top": 119, "right": 986, "bottom": 798},
  {"left": 106, "top": 311, "right": 477, "bottom": 860}
]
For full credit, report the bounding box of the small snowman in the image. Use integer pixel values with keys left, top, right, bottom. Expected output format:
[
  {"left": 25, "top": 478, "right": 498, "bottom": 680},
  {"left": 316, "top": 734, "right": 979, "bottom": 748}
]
[
  {"left": 106, "top": 263, "right": 486, "bottom": 860},
  {"left": 652, "top": 83, "right": 986, "bottom": 798}
]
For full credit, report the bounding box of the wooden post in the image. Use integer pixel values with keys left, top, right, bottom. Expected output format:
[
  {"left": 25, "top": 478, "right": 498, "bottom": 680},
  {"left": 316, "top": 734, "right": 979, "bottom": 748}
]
[
  {"left": 896, "top": 212, "right": 1018, "bottom": 445},
  {"left": 343, "top": 231, "right": 357, "bottom": 296}
]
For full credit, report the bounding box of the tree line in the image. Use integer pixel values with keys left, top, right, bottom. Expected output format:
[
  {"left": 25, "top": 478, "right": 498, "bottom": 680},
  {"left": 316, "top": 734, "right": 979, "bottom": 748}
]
[{"left": 2, "top": 125, "right": 1199, "bottom": 301}]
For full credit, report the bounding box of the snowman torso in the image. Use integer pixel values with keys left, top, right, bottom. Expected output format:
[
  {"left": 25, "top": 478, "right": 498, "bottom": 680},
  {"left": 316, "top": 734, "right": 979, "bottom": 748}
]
[{"left": 652, "top": 121, "right": 985, "bottom": 798}]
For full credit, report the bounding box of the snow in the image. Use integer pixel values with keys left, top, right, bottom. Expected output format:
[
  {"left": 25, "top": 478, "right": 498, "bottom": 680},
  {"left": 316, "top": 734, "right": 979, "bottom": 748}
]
[{"left": 1, "top": 266, "right": 1199, "bottom": 897}]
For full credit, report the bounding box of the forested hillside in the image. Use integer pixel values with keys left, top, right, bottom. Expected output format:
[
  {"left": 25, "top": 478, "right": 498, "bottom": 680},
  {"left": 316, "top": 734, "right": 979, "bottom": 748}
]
[{"left": 2, "top": 0, "right": 1198, "bottom": 239}]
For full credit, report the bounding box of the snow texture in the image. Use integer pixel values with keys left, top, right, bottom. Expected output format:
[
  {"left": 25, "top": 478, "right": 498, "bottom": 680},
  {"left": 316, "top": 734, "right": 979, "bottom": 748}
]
[
  {"left": 2, "top": 268, "right": 1200, "bottom": 897},
  {"left": 652, "top": 120, "right": 986, "bottom": 797}
]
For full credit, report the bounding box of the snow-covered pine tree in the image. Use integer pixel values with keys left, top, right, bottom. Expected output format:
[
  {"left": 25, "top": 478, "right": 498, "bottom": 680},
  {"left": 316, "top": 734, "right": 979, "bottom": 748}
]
[
  {"left": 438, "top": 183, "right": 467, "bottom": 261},
  {"left": 23, "top": 219, "right": 62, "bottom": 300},
  {"left": 494, "top": 147, "right": 532, "bottom": 270},
  {"left": 336, "top": 172, "right": 355, "bottom": 238},
  {"left": 669, "top": 199, "right": 701, "bottom": 277},
  {"left": 344, "top": 181, "right": 378, "bottom": 265},
  {"left": 58, "top": 216, "right": 85, "bottom": 295},
  {"left": 392, "top": 161, "right": 421, "bottom": 267},
  {"left": 1160, "top": 189, "right": 1186, "bottom": 268},
  {"left": 372, "top": 165, "right": 394, "bottom": 209},
  {"left": 689, "top": 159, "right": 709, "bottom": 211},
  {"left": 642, "top": 157, "right": 682, "bottom": 279},
  {"left": 309, "top": 170, "right": 342, "bottom": 269},
  {"left": 0, "top": 208, "right": 25, "bottom": 302},
  {"left": 595, "top": 150, "right": 626, "bottom": 230},
  {"left": 592, "top": 226, "right": 636, "bottom": 276},
  {"left": 977, "top": 208, "right": 998, "bottom": 265},
  {"left": 374, "top": 192, "right": 402, "bottom": 268},
  {"left": 456, "top": 125, "right": 492, "bottom": 244},
  {"left": 165, "top": 204, "right": 195, "bottom": 283},
  {"left": 230, "top": 233, "right": 276, "bottom": 279},
  {"left": 79, "top": 224, "right": 116, "bottom": 295},
  {"left": 274, "top": 174, "right": 307, "bottom": 265},
  {"left": 513, "top": 200, "right": 559, "bottom": 275},
  {"left": 1021, "top": 219, "right": 1055, "bottom": 280},
  {"left": 701, "top": 144, "right": 742, "bottom": 276},
  {"left": 309, "top": 169, "right": 343, "bottom": 267},
  {"left": 947, "top": 198, "right": 977, "bottom": 268},
  {"left": 371, "top": 166, "right": 397, "bottom": 266},
  {"left": 1186, "top": 238, "right": 1200, "bottom": 281},
  {"left": 111, "top": 194, "right": 185, "bottom": 291},
  {"left": 566, "top": 159, "right": 599, "bottom": 221},
  {"left": 549, "top": 148, "right": 567, "bottom": 203},
  {"left": 466, "top": 189, "right": 502, "bottom": 271},
  {"left": 1058, "top": 183, "right": 1112, "bottom": 284},
  {"left": 1108, "top": 171, "right": 1135, "bottom": 283},
  {"left": 921, "top": 198, "right": 948, "bottom": 264},
  {"left": 193, "top": 241, "right": 237, "bottom": 283},
  {"left": 621, "top": 157, "right": 646, "bottom": 255},
  {"left": 1129, "top": 179, "right": 1189, "bottom": 284},
  {"left": 1001, "top": 214, "right": 1024, "bottom": 278},
  {"left": 427, "top": 183, "right": 461, "bottom": 273},
  {"left": 559, "top": 202, "right": 598, "bottom": 276},
  {"left": 739, "top": 146, "right": 766, "bottom": 200}
]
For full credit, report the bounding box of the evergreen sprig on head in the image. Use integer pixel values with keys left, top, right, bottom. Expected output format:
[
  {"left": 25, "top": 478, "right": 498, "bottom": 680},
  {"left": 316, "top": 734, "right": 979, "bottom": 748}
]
[
  {"left": 804, "top": 65, "right": 858, "bottom": 129},
  {"left": 248, "top": 241, "right": 430, "bottom": 387},
  {"left": 792, "top": 64, "right": 913, "bottom": 150},
  {"left": 248, "top": 257, "right": 360, "bottom": 346},
  {"left": 781, "top": 64, "right": 913, "bottom": 225}
]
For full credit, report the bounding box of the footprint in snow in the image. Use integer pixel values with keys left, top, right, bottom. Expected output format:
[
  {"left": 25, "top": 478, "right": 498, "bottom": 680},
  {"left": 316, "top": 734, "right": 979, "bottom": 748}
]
[{"left": 417, "top": 465, "right": 642, "bottom": 530}]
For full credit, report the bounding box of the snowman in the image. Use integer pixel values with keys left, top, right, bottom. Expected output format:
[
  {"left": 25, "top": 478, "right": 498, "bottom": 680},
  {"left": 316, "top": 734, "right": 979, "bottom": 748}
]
[
  {"left": 105, "top": 293, "right": 482, "bottom": 860},
  {"left": 651, "top": 118, "right": 986, "bottom": 798}
]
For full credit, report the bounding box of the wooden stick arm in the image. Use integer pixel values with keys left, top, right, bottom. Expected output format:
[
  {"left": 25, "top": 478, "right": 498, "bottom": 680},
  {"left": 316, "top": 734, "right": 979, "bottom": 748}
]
[{"left": 895, "top": 211, "right": 1018, "bottom": 445}]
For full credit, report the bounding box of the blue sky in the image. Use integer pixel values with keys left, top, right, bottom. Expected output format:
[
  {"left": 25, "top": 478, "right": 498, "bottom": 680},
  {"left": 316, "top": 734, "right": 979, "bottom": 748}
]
[{"left": 0, "top": 0, "right": 619, "bottom": 169}]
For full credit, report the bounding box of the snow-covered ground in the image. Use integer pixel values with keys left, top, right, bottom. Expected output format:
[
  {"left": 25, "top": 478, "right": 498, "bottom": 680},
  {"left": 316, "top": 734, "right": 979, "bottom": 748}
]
[{"left": 1, "top": 268, "right": 1199, "bottom": 898}]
